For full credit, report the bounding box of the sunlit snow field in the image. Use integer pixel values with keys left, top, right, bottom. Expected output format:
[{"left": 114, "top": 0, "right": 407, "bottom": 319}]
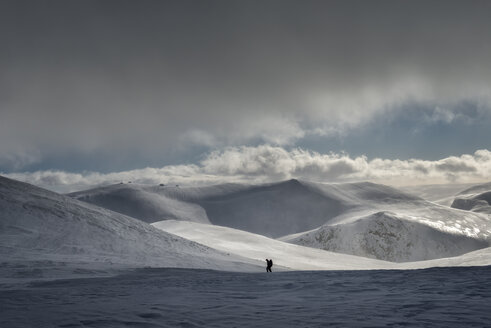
[{"left": 2, "top": 266, "right": 491, "bottom": 328}]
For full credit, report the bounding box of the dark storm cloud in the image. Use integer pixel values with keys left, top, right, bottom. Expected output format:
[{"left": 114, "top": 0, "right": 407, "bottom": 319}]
[{"left": 1, "top": 0, "right": 491, "bottom": 171}]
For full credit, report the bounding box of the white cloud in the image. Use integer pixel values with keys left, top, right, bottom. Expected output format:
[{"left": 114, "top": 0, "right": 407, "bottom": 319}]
[{"left": 5, "top": 146, "right": 491, "bottom": 193}]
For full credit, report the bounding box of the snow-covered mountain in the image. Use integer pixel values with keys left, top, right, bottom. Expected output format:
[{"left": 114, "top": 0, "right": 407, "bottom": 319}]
[
  {"left": 70, "top": 179, "right": 491, "bottom": 262},
  {"left": 283, "top": 211, "right": 487, "bottom": 262},
  {"left": 0, "top": 175, "right": 435, "bottom": 275},
  {"left": 281, "top": 184, "right": 491, "bottom": 262},
  {"left": 0, "top": 176, "right": 260, "bottom": 271},
  {"left": 70, "top": 179, "right": 421, "bottom": 238},
  {"left": 451, "top": 182, "right": 491, "bottom": 214},
  {"left": 69, "top": 183, "right": 210, "bottom": 224}
]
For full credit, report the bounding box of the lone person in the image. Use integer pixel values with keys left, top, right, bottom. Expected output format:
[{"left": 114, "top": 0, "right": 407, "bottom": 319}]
[{"left": 266, "top": 259, "right": 273, "bottom": 272}]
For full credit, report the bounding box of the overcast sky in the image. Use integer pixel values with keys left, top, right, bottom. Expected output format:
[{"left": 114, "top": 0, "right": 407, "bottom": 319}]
[{"left": 2, "top": 1, "right": 491, "bottom": 190}]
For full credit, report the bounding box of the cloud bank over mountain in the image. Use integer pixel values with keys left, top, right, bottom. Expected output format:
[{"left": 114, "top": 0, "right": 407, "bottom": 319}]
[{"left": 6, "top": 146, "right": 491, "bottom": 192}]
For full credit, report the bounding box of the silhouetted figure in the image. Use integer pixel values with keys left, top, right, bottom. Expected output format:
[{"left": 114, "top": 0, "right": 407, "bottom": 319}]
[{"left": 266, "top": 259, "right": 273, "bottom": 272}]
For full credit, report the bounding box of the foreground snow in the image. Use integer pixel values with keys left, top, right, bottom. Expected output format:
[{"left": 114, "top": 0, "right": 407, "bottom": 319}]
[{"left": 1, "top": 266, "right": 490, "bottom": 328}]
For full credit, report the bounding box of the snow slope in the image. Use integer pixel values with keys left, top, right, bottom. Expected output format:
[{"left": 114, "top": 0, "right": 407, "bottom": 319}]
[
  {"left": 153, "top": 220, "right": 491, "bottom": 269},
  {"left": 152, "top": 220, "right": 395, "bottom": 271},
  {"left": 0, "top": 176, "right": 260, "bottom": 272}
]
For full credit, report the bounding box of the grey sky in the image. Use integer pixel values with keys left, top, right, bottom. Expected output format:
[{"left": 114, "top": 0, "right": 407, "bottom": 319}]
[{"left": 1, "top": 0, "right": 491, "bottom": 177}]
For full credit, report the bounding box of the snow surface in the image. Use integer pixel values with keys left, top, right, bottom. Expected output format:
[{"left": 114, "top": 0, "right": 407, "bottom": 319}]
[{"left": 2, "top": 266, "right": 490, "bottom": 328}]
